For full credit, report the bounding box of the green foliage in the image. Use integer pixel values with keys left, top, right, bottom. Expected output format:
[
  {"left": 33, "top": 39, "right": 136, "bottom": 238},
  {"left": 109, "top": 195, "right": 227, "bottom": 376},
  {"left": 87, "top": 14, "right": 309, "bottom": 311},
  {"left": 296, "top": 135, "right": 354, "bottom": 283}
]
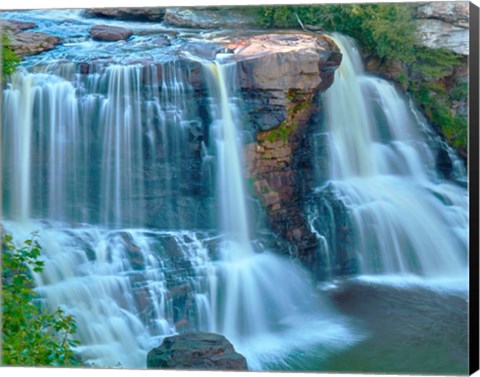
[
  {"left": 449, "top": 82, "right": 468, "bottom": 102},
  {"left": 1, "top": 35, "right": 20, "bottom": 80},
  {"left": 412, "top": 48, "right": 462, "bottom": 80},
  {"left": 256, "top": 3, "right": 416, "bottom": 63},
  {"left": 2, "top": 232, "right": 80, "bottom": 366},
  {"left": 409, "top": 48, "right": 467, "bottom": 149}
]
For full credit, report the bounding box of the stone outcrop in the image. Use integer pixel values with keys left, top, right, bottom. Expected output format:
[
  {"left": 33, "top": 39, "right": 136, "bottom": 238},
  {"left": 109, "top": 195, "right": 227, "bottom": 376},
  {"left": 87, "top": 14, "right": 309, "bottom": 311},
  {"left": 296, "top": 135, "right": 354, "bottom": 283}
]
[
  {"left": 0, "top": 19, "right": 60, "bottom": 58},
  {"left": 230, "top": 33, "right": 341, "bottom": 132},
  {"left": 84, "top": 7, "right": 166, "bottom": 22},
  {"left": 415, "top": 1, "right": 469, "bottom": 55},
  {"left": 89, "top": 24, "right": 133, "bottom": 42},
  {"left": 147, "top": 332, "right": 248, "bottom": 370},
  {"left": 230, "top": 33, "right": 342, "bottom": 265}
]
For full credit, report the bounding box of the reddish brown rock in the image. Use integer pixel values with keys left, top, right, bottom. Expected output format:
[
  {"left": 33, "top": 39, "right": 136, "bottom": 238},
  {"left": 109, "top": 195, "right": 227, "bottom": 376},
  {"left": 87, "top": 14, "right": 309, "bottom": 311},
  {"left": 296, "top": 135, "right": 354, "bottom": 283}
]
[{"left": 90, "top": 24, "right": 133, "bottom": 42}]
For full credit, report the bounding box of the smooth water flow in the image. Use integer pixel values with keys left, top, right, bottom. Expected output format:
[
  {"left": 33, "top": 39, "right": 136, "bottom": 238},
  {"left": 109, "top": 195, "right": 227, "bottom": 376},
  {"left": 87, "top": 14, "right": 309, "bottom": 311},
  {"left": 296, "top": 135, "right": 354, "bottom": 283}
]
[
  {"left": 1, "top": 9, "right": 467, "bottom": 371},
  {"left": 201, "top": 60, "right": 358, "bottom": 368},
  {"left": 310, "top": 35, "right": 468, "bottom": 278},
  {"left": 2, "top": 47, "right": 358, "bottom": 368}
]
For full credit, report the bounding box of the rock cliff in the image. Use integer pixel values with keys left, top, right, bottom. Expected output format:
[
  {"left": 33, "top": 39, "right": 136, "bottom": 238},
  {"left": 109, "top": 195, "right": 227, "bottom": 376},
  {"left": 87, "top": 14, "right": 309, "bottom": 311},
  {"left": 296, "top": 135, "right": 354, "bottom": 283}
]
[
  {"left": 415, "top": 1, "right": 469, "bottom": 55},
  {"left": 230, "top": 33, "right": 342, "bottom": 265}
]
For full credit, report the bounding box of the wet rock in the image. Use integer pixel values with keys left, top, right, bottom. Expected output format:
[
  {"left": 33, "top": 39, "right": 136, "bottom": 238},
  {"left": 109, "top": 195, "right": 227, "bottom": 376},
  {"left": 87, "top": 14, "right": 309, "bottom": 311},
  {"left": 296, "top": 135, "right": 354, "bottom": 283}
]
[
  {"left": 90, "top": 24, "right": 133, "bottom": 42},
  {"left": 84, "top": 7, "right": 166, "bottom": 22},
  {"left": 1, "top": 19, "right": 60, "bottom": 58},
  {"left": 147, "top": 332, "right": 248, "bottom": 370},
  {"left": 0, "top": 19, "right": 37, "bottom": 32}
]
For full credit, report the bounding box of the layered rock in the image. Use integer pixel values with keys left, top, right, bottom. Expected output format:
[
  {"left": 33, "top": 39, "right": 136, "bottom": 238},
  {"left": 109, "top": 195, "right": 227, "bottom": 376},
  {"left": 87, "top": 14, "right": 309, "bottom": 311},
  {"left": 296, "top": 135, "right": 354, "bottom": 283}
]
[
  {"left": 0, "top": 19, "right": 60, "bottom": 58},
  {"left": 147, "top": 332, "right": 248, "bottom": 370},
  {"left": 84, "top": 7, "right": 166, "bottom": 22},
  {"left": 415, "top": 1, "right": 469, "bottom": 55},
  {"left": 232, "top": 33, "right": 342, "bottom": 264}
]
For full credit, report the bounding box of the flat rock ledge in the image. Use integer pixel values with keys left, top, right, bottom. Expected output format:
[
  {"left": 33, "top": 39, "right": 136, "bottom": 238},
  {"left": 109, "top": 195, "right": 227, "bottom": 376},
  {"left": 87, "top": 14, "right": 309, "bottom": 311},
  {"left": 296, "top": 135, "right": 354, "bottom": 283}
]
[
  {"left": 231, "top": 33, "right": 341, "bottom": 93},
  {"left": 147, "top": 332, "right": 248, "bottom": 371},
  {"left": 0, "top": 19, "right": 60, "bottom": 58}
]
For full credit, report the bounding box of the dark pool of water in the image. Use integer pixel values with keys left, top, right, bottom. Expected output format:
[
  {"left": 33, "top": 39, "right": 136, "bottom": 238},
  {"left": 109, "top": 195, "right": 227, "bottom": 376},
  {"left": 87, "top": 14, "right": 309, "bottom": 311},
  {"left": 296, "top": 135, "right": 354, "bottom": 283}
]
[{"left": 266, "top": 277, "right": 469, "bottom": 375}]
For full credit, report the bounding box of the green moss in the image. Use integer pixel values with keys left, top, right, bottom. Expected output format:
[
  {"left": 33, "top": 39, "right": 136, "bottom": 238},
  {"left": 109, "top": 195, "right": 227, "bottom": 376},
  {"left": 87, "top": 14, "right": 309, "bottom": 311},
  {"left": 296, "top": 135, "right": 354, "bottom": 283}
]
[{"left": 266, "top": 121, "right": 297, "bottom": 142}]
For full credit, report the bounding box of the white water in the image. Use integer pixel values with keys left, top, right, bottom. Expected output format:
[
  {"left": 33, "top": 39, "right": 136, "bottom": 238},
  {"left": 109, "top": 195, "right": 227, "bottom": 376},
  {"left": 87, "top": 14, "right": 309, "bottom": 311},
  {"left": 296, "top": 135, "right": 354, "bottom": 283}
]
[
  {"left": 2, "top": 55, "right": 360, "bottom": 369},
  {"left": 201, "top": 60, "right": 360, "bottom": 369},
  {"left": 311, "top": 35, "right": 468, "bottom": 278}
]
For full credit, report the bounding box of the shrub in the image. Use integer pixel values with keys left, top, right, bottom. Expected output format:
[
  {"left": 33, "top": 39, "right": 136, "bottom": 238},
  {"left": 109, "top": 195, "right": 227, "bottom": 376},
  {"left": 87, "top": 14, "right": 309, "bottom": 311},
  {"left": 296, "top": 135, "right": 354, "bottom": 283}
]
[
  {"left": 1, "top": 35, "right": 20, "bottom": 80},
  {"left": 2, "top": 232, "right": 80, "bottom": 366}
]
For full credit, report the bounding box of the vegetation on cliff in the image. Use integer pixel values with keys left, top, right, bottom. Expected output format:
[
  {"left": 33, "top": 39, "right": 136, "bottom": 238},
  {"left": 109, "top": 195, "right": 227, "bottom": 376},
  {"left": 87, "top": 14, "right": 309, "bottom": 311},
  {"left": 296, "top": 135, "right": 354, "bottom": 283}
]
[
  {"left": 255, "top": 4, "right": 468, "bottom": 154},
  {"left": 1, "top": 35, "right": 20, "bottom": 80},
  {"left": 2, "top": 233, "right": 80, "bottom": 366}
]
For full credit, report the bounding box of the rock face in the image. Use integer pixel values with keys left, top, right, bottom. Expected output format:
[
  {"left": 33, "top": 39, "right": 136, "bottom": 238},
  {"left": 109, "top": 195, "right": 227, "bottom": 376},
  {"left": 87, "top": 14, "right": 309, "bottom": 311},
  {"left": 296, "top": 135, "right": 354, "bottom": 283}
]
[
  {"left": 415, "top": 1, "right": 469, "bottom": 55},
  {"left": 231, "top": 33, "right": 341, "bottom": 132},
  {"left": 0, "top": 19, "right": 60, "bottom": 58},
  {"left": 84, "top": 7, "right": 166, "bottom": 22},
  {"left": 147, "top": 332, "right": 248, "bottom": 370},
  {"left": 89, "top": 24, "right": 133, "bottom": 42},
  {"left": 234, "top": 33, "right": 342, "bottom": 265}
]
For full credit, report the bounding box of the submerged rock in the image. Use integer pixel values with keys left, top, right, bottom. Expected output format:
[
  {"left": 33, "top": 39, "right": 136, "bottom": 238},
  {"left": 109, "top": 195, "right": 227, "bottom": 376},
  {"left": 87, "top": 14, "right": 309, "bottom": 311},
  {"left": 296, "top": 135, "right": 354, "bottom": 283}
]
[
  {"left": 147, "top": 332, "right": 248, "bottom": 370},
  {"left": 89, "top": 24, "right": 133, "bottom": 42}
]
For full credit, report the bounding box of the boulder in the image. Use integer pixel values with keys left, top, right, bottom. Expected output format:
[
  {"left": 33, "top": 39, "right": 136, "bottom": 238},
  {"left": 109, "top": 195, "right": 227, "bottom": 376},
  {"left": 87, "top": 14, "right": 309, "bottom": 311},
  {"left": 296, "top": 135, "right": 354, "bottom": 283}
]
[
  {"left": 84, "top": 7, "right": 166, "bottom": 22},
  {"left": 147, "top": 332, "right": 248, "bottom": 370},
  {"left": 89, "top": 24, "right": 133, "bottom": 42}
]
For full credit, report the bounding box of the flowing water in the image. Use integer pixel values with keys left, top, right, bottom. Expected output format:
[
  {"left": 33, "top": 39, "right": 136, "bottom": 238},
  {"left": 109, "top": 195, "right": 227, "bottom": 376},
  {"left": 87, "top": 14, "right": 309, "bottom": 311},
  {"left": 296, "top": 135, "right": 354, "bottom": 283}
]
[
  {"left": 308, "top": 34, "right": 468, "bottom": 281},
  {"left": 1, "top": 12, "right": 469, "bottom": 374}
]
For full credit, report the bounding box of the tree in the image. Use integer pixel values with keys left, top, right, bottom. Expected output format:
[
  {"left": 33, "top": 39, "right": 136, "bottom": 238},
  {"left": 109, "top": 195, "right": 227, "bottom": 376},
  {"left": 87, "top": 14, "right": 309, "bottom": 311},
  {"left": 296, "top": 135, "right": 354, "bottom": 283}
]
[{"left": 1, "top": 232, "right": 80, "bottom": 366}]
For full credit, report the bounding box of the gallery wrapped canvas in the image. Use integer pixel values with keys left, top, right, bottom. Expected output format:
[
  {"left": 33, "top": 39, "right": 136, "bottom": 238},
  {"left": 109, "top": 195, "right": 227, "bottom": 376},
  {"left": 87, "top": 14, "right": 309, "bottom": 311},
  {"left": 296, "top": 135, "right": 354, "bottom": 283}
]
[{"left": 0, "top": 0, "right": 478, "bottom": 375}]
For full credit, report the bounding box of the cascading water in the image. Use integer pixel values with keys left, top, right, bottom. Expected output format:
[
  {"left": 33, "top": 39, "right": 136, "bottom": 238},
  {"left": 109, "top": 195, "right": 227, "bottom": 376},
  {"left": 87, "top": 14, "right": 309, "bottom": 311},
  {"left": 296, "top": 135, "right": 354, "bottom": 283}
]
[
  {"left": 1, "top": 10, "right": 360, "bottom": 368},
  {"left": 308, "top": 35, "right": 468, "bottom": 280},
  {"left": 196, "top": 59, "right": 359, "bottom": 369}
]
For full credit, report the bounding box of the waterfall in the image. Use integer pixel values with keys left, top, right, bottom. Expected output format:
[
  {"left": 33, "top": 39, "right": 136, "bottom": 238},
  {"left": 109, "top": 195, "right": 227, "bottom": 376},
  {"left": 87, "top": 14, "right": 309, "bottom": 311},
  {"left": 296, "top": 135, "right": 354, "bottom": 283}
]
[
  {"left": 199, "top": 59, "right": 359, "bottom": 369},
  {"left": 309, "top": 35, "right": 468, "bottom": 279},
  {"left": 2, "top": 55, "right": 359, "bottom": 369}
]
